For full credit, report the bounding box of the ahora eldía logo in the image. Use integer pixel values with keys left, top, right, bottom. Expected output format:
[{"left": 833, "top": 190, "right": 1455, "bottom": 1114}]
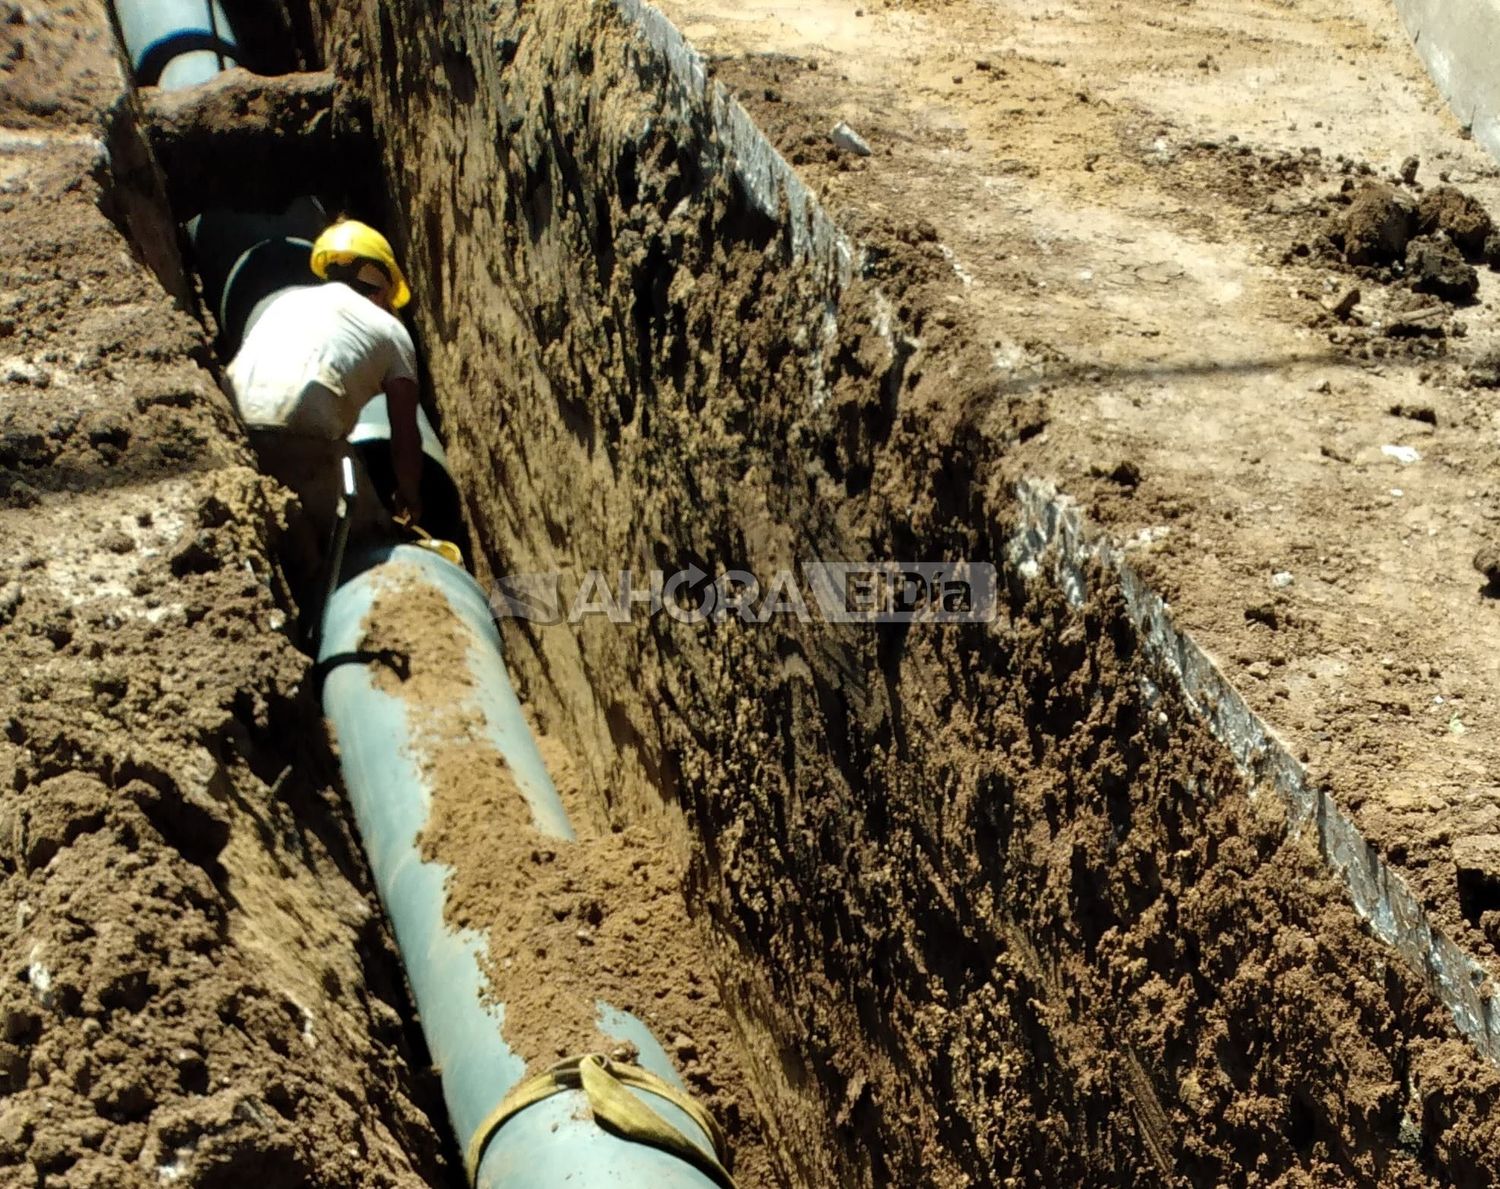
[{"left": 489, "top": 562, "right": 997, "bottom": 625}]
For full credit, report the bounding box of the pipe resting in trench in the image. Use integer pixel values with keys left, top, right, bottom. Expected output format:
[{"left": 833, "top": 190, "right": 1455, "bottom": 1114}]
[
  {"left": 113, "top": 6, "right": 737, "bottom": 1185},
  {"left": 319, "top": 546, "right": 732, "bottom": 1188}
]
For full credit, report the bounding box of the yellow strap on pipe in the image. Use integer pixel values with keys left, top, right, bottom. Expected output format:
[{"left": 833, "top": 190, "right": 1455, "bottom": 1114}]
[
  {"left": 465, "top": 1052, "right": 736, "bottom": 1188},
  {"left": 393, "top": 510, "right": 464, "bottom": 567}
]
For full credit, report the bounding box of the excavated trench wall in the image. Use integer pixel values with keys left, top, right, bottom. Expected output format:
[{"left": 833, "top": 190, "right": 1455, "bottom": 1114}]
[
  {"left": 0, "top": 2, "right": 454, "bottom": 1184},
  {"left": 316, "top": 1, "right": 1500, "bottom": 1184}
]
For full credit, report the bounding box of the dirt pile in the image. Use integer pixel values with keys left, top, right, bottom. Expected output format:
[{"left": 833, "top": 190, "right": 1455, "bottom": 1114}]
[
  {"left": 1417, "top": 185, "right": 1496, "bottom": 258},
  {"left": 1281, "top": 170, "right": 1500, "bottom": 354},
  {"left": 0, "top": 3, "right": 449, "bottom": 1184},
  {"left": 1324, "top": 175, "right": 1498, "bottom": 274},
  {"left": 1324, "top": 176, "right": 1495, "bottom": 300}
]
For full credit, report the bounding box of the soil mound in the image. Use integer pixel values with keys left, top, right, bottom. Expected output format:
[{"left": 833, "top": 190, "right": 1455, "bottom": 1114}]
[
  {"left": 1339, "top": 181, "right": 1415, "bottom": 264},
  {"left": 1406, "top": 233, "right": 1480, "bottom": 302},
  {"left": 1417, "top": 184, "right": 1494, "bottom": 259},
  {"left": 361, "top": 569, "right": 778, "bottom": 1186}
]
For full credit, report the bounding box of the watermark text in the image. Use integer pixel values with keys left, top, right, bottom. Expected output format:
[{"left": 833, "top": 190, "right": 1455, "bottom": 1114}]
[{"left": 489, "top": 562, "right": 996, "bottom": 625}]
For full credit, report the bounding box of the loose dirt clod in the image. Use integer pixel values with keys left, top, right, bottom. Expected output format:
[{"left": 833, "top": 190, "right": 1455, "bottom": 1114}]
[
  {"left": 1405, "top": 233, "right": 1480, "bottom": 302},
  {"left": 1417, "top": 184, "right": 1494, "bottom": 259},
  {"left": 1339, "top": 181, "right": 1416, "bottom": 264}
]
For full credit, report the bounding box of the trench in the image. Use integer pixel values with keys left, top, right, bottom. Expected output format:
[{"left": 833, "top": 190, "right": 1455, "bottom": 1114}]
[
  {"left": 105, "top": 0, "right": 1500, "bottom": 1186},
  {"left": 111, "top": 3, "right": 769, "bottom": 1186}
]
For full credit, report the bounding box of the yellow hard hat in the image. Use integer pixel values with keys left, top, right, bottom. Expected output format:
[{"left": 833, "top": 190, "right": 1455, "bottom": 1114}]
[{"left": 310, "top": 220, "right": 411, "bottom": 309}]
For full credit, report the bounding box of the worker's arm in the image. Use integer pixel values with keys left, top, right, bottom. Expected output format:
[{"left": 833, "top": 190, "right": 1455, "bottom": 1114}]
[{"left": 386, "top": 376, "right": 424, "bottom": 524}]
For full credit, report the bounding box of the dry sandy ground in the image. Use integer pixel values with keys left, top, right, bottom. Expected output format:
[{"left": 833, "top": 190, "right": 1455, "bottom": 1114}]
[
  {"left": 9, "top": 0, "right": 1499, "bottom": 1182},
  {"left": 657, "top": 0, "right": 1500, "bottom": 976}
]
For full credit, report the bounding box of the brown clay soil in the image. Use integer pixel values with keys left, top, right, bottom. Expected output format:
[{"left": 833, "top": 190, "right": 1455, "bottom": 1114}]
[
  {"left": 668, "top": 0, "right": 1500, "bottom": 962},
  {"left": 314, "top": 0, "right": 1500, "bottom": 1183},
  {"left": 0, "top": 3, "right": 450, "bottom": 1185}
]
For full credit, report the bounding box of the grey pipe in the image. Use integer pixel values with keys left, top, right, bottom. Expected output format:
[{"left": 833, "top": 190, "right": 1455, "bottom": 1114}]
[
  {"left": 319, "top": 545, "right": 728, "bottom": 1186},
  {"left": 112, "top": 0, "right": 238, "bottom": 89},
  {"left": 350, "top": 393, "right": 453, "bottom": 475},
  {"left": 348, "top": 395, "right": 468, "bottom": 549}
]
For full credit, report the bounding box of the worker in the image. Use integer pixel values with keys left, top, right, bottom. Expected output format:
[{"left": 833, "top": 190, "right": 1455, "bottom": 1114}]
[{"left": 223, "top": 219, "right": 424, "bottom": 598}]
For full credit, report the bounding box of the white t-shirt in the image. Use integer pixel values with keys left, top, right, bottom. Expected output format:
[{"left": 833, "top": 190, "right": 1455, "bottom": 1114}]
[{"left": 226, "top": 283, "right": 419, "bottom": 438}]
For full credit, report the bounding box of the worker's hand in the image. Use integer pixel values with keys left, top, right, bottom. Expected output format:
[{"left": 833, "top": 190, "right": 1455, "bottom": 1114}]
[
  {"left": 392, "top": 491, "right": 423, "bottom": 529},
  {"left": 385, "top": 377, "right": 425, "bottom": 531}
]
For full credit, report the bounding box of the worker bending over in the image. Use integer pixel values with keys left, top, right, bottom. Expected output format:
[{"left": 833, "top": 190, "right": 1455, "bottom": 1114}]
[{"left": 224, "top": 219, "right": 424, "bottom": 596}]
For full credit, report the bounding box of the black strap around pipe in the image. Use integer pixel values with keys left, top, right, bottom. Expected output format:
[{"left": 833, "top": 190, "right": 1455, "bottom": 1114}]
[{"left": 132, "top": 31, "right": 237, "bottom": 87}]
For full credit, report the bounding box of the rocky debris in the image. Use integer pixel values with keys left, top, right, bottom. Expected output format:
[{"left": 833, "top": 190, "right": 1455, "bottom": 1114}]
[
  {"left": 830, "top": 120, "right": 873, "bottom": 157},
  {"left": 1327, "top": 285, "right": 1360, "bottom": 319},
  {"left": 1416, "top": 185, "right": 1493, "bottom": 259},
  {"left": 1472, "top": 545, "right": 1500, "bottom": 593},
  {"left": 1339, "top": 182, "right": 1415, "bottom": 265},
  {"left": 1405, "top": 234, "right": 1479, "bottom": 302}
]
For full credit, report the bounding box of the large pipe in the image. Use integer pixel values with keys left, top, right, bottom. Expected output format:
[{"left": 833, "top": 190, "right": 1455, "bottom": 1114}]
[
  {"left": 318, "top": 545, "right": 731, "bottom": 1186},
  {"left": 184, "top": 200, "right": 327, "bottom": 353},
  {"left": 349, "top": 394, "right": 469, "bottom": 550},
  {"left": 113, "top": 0, "right": 239, "bottom": 89}
]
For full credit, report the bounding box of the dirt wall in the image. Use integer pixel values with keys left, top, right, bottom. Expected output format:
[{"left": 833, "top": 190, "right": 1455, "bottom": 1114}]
[
  {"left": 0, "top": 5, "right": 449, "bottom": 1185},
  {"left": 318, "top": 0, "right": 1500, "bottom": 1184}
]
